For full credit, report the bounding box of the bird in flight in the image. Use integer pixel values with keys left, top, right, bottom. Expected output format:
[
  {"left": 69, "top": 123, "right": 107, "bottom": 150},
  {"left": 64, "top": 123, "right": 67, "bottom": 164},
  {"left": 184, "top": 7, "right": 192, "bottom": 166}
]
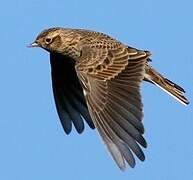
[{"left": 29, "top": 27, "right": 189, "bottom": 170}]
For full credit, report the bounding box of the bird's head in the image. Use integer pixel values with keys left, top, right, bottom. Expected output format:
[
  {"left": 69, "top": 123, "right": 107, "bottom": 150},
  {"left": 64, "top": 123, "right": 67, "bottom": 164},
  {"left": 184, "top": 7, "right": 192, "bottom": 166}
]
[
  {"left": 29, "top": 27, "right": 63, "bottom": 52},
  {"left": 28, "top": 27, "right": 81, "bottom": 58}
]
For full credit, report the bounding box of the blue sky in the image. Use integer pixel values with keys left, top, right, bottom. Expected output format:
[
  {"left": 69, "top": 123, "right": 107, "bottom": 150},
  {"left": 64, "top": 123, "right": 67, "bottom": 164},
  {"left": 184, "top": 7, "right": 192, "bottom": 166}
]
[{"left": 0, "top": 0, "right": 193, "bottom": 179}]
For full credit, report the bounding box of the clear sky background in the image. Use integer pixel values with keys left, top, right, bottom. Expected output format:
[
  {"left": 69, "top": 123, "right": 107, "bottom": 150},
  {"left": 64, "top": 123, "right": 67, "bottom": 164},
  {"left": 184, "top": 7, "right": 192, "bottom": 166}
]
[{"left": 0, "top": 0, "right": 192, "bottom": 179}]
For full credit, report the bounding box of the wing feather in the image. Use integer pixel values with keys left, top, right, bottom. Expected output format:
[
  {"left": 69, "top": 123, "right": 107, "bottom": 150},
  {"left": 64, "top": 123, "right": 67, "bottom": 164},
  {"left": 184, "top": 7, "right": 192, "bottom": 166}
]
[
  {"left": 76, "top": 44, "right": 150, "bottom": 169},
  {"left": 50, "top": 53, "right": 95, "bottom": 134}
]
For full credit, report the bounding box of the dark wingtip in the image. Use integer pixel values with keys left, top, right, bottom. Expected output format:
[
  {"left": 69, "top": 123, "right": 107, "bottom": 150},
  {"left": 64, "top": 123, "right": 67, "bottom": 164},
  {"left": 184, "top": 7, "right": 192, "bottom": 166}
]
[
  {"left": 58, "top": 114, "right": 72, "bottom": 135},
  {"left": 139, "top": 153, "right": 145, "bottom": 162},
  {"left": 141, "top": 137, "right": 148, "bottom": 149},
  {"left": 86, "top": 120, "right": 95, "bottom": 129},
  {"left": 64, "top": 129, "right": 71, "bottom": 135},
  {"left": 130, "top": 161, "right": 136, "bottom": 168},
  {"left": 76, "top": 126, "right": 85, "bottom": 134}
]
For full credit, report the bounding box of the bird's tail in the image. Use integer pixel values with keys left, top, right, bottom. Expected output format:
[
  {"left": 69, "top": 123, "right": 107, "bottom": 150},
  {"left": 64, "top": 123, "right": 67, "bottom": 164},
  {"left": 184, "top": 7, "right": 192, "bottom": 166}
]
[{"left": 144, "top": 66, "right": 189, "bottom": 106}]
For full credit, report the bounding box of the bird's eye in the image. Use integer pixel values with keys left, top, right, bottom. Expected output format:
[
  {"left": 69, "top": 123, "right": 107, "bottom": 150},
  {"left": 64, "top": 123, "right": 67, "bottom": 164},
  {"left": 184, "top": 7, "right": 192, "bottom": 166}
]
[{"left": 45, "top": 38, "right": 52, "bottom": 44}]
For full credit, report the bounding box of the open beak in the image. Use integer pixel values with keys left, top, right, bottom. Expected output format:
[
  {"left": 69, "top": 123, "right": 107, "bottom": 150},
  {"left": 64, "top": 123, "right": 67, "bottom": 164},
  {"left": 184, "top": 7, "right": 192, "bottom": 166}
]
[{"left": 27, "top": 42, "right": 39, "bottom": 48}]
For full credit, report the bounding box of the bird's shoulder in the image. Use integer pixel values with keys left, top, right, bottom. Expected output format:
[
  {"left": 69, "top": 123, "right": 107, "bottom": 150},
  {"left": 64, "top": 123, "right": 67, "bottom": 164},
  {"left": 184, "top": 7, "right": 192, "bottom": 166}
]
[
  {"left": 70, "top": 29, "right": 121, "bottom": 49},
  {"left": 73, "top": 29, "right": 151, "bottom": 56}
]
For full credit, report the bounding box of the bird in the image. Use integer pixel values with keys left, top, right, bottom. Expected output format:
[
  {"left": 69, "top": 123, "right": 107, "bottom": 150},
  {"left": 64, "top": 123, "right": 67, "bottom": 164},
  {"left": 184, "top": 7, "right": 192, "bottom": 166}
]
[{"left": 29, "top": 27, "right": 189, "bottom": 170}]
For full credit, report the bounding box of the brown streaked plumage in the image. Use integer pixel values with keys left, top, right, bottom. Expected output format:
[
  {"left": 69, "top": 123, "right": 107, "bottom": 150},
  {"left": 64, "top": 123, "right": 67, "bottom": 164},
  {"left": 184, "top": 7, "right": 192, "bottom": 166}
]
[{"left": 29, "top": 27, "right": 189, "bottom": 170}]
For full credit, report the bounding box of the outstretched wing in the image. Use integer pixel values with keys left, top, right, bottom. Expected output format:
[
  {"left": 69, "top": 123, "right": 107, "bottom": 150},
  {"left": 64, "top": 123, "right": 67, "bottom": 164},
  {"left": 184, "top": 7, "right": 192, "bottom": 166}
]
[
  {"left": 50, "top": 52, "right": 95, "bottom": 134},
  {"left": 76, "top": 44, "right": 150, "bottom": 170}
]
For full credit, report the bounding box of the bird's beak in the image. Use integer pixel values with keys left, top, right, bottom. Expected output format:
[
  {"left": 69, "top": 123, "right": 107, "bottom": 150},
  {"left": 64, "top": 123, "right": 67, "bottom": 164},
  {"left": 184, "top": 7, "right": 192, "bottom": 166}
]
[{"left": 27, "top": 42, "right": 39, "bottom": 48}]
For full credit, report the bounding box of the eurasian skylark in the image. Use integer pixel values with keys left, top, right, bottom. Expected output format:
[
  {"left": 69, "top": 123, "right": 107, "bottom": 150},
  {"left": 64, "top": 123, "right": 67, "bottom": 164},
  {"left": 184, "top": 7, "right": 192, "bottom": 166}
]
[{"left": 29, "top": 27, "right": 189, "bottom": 170}]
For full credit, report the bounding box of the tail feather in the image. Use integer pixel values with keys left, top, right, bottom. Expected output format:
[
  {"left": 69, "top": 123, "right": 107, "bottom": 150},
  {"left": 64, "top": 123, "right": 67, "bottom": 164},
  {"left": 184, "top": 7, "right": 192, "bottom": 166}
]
[{"left": 144, "top": 66, "right": 189, "bottom": 106}]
